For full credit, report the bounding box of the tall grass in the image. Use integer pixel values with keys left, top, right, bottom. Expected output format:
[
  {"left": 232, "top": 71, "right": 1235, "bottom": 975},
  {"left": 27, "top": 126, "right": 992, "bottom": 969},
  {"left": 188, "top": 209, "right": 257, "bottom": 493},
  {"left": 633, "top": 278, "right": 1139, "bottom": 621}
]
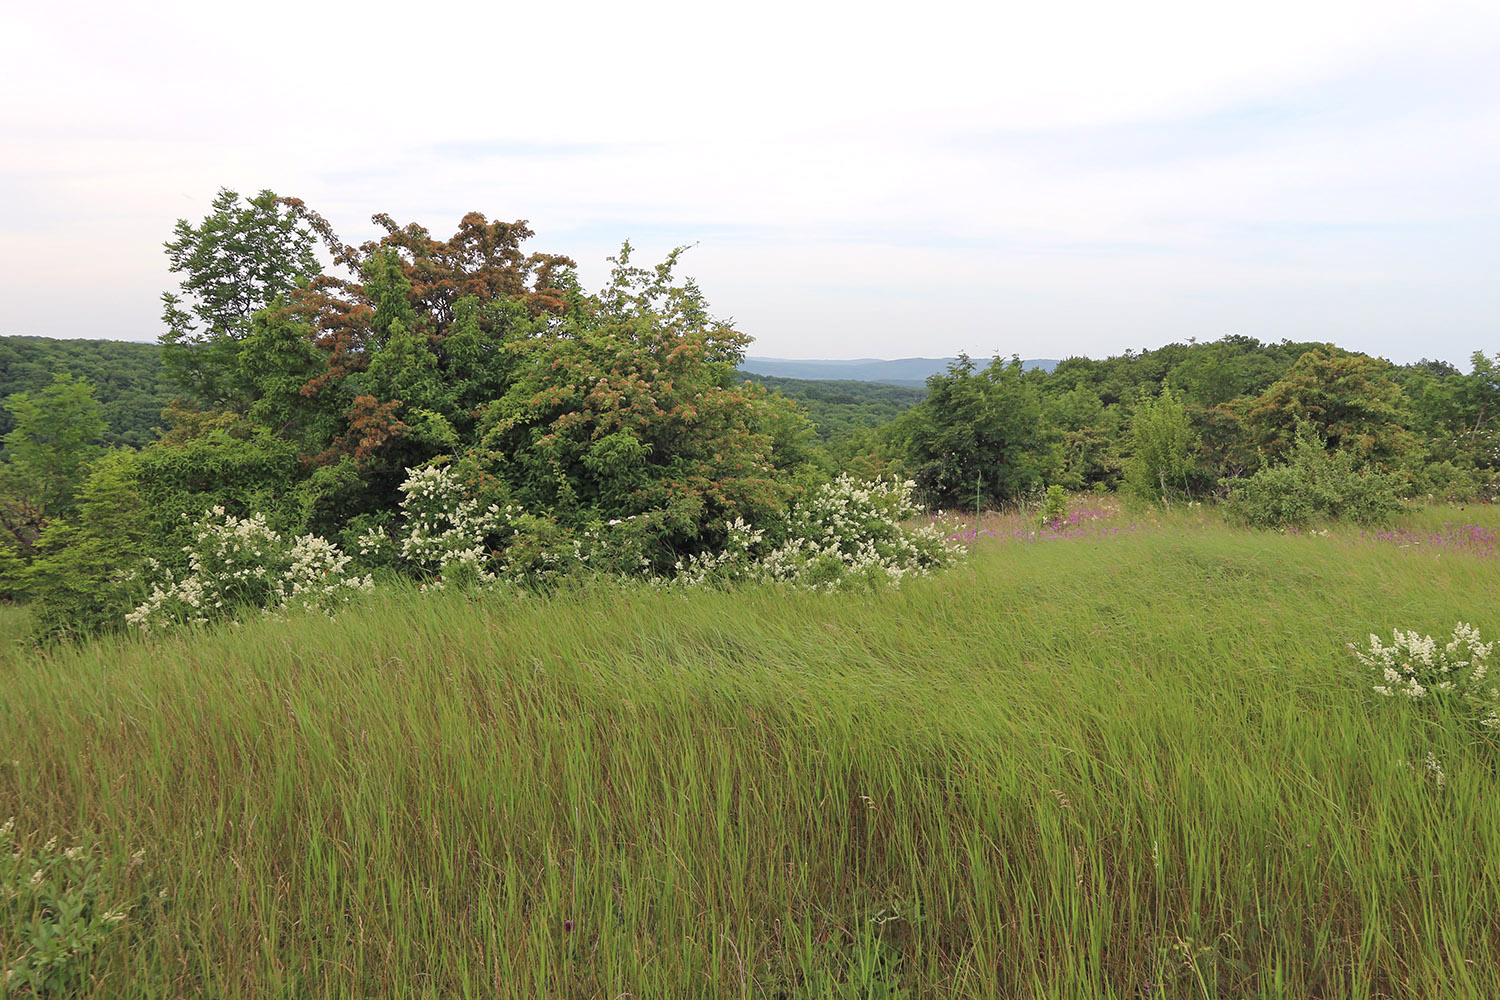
[{"left": 3, "top": 515, "right": 1499, "bottom": 997}]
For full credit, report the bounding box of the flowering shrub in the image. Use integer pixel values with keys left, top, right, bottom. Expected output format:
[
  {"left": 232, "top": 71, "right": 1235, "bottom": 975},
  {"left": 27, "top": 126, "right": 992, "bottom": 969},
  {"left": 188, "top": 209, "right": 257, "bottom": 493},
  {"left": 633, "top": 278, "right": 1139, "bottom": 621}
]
[
  {"left": 674, "top": 476, "right": 964, "bottom": 589},
  {"left": 359, "top": 463, "right": 516, "bottom": 587},
  {"left": 125, "top": 507, "right": 373, "bottom": 633},
  {"left": 1, "top": 819, "right": 141, "bottom": 997},
  {"left": 1349, "top": 622, "right": 1498, "bottom": 727},
  {"left": 362, "top": 464, "right": 594, "bottom": 589}
]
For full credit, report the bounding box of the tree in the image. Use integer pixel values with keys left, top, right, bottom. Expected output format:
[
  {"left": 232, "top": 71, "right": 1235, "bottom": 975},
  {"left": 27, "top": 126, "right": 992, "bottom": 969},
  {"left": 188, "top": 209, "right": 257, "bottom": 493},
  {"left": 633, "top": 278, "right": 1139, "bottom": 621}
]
[
  {"left": 1244, "top": 349, "right": 1418, "bottom": 473},
  {"left": 1396, "top": 352, "right": 1500, "bottom": 497},
  {"left": 1124, "top": 387, "right": 1196, "bottom": 503},
  {"left": 0, "top": 374, "right": 106, "bottom": 552},
  {"left": 160, "top": 188, "right": 321, "bottom": 405},
  {"left": 474, "top": 245, "right": 809, "bottom": 565},
  {"left": 899, "top": 355, "right": 1044, "bottom": 510},
  {"left": 25, "top": 450, "right": 152, "bottom": 636}
]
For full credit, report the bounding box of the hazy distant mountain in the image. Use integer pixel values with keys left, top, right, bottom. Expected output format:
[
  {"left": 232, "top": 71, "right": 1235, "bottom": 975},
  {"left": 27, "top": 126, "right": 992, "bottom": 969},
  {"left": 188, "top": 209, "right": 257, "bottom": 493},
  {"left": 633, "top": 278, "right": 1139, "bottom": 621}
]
[{"left": 741, "top": 356, "right": 1060, "bottom": 386}]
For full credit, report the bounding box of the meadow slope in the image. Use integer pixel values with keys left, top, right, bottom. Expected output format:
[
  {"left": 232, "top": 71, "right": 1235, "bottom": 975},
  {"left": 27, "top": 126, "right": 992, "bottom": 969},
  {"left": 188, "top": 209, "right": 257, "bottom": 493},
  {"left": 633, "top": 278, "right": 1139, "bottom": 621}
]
[{"left": 3, "top": 514, "right": 1499, "bottom": 998}]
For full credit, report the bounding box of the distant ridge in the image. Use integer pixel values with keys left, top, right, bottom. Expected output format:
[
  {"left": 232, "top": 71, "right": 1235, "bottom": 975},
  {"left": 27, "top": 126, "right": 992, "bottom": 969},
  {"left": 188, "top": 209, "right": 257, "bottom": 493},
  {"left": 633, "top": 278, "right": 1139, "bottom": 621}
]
[{"left": 741, "top": 356, "right": 1059, "bottom": 386}]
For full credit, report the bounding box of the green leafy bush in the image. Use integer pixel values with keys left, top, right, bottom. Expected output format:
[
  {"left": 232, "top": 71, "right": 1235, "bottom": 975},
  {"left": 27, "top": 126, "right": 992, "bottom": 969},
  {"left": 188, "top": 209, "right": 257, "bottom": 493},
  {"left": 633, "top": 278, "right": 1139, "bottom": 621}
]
[
  {"left": 1226, "top": 431, "right": 1404, "bottom": 528},
  {"left": 1036, "top": 484, "right": 1068, "bottom": 528},
  {"left": 1, "top": 820, "right": 143, "bottom": 998}
]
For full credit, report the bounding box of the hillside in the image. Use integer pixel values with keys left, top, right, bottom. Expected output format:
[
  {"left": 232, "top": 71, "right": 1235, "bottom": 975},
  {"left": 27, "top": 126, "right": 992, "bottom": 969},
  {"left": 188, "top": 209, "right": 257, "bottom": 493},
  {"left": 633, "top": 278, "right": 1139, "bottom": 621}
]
[
  {"left": 4, "top": 508, "right": 1498, "bottom": 996},
  {"left": 0, "top": 336, "right": 169, "bottom": 447},
  {"left": 736, "top": 372, "right": 926, "bottom": 442},
  {"left": 742, "top": 356, "right": 1060, "bottom": 385}
]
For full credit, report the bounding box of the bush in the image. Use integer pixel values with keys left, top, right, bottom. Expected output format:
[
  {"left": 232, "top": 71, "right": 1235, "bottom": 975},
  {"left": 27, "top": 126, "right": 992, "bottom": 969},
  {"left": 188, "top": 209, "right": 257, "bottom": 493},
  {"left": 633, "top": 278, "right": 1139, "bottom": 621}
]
[
  {"left": 1226, "top": 432, "right": 1404, "bottom": 528},
  {"left": 126, "top": 507, "right": 373, "bottom": 633},
  {"left": 1349, "top": 622, "right": 1497, "bottom": 729},
  {"left": 675, "top": 476, "right": 964, "bottom": 590},
  {"left": 1036, "top": 484, "right": 1068, "bottom": 528},
  {"left": 1, "top": 819, "right": 145, "bottom": 998}
]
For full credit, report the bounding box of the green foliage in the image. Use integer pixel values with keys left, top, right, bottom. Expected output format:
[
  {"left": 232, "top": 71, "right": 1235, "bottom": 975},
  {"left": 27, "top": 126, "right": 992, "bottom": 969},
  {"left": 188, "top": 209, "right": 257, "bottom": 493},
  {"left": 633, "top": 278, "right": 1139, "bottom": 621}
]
[
  {"left": 160, "top": 188, "right": 321, "bottom": 404},
  {"left": 1394, "top": 352, "right": 1500, "bottom": 499},
  {"left": 1040, "top": 385, "right": 1120, "bottom": 490},
  {"left": 0, "top": 337, "right": 170, "bottom": 448},
  {"left": 899, "top": 355, "right": 1045, "bottom": 510},
  {"left": 128, "top": 421, "right": 308, "bottom": 546},
  {"left": 1227, "top": 428, "right": 1405, "bottom": 528},
  {"left": 1, "top": 819, "right": 140, "bottom": 998},
  {"left": 1037, "top": 484, "right": 1068, "bottom": 527},
  {"left": 24, "top": 452, "right": 151, "bottom": 639},
  {"left": 0, "top": 375, "right": 106, "bottom": 554},
  {"left": 735, "top": 373, "right": 926, "bottom": 445},
  {"left": 475, "top": 244, "right": 805, "bottom": 561},
  {"left": 1124, "top": 387, "right": 1197, "bottom": 503},
  {"left": 1244, "top": 348, "right": 1419, "bottom": 473}
]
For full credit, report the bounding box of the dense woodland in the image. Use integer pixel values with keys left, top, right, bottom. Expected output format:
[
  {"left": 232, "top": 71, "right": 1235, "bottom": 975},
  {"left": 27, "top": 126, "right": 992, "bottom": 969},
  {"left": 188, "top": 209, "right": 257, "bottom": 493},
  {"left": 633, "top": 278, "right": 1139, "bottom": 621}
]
[
  {"left": 1, "top": 188, "right": 1496, "bottom": 637},
  {"left": 0, "top": 337, "right": 171, "bottom": 448}
]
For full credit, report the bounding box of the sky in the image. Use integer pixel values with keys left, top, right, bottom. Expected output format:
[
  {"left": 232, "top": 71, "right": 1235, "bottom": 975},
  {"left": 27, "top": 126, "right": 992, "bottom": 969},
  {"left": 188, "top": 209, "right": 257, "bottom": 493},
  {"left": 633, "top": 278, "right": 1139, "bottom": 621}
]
[{"left": 2, "top": 0, "right": 1497, "bottom": 368}]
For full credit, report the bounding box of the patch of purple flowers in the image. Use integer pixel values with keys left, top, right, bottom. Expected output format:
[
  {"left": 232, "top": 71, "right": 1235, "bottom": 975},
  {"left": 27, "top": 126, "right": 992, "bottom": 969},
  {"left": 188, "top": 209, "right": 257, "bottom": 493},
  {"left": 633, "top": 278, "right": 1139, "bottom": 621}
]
[
  {"left": 937, "top": 499, "right": 1163, "bottom": 548},
  {"left": 1361, "top": 522, "right": 1497, "bottom": 559}
]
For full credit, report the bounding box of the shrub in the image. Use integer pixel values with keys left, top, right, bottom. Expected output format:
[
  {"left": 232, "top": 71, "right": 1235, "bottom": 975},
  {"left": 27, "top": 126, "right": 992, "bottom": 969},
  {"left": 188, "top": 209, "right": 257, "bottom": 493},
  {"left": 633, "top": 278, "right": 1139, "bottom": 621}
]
[
  {"left": 1227, "top": 431, "right": 1404, "bottom": 528},
  {"left": 1036, "top": 485, "right": 1068, "bottom": 528},
  {"left": 1, "top": 819, "right": 142, "bottom": 998},
  {"left": 126, "top": 507, "right": 373, "bottom": 633},
  {"left": 675, "top": 476, "right": 964, "bottom": 590},
  {"left": 1349, "top": 622, "right": 1497, "bottom": 728}
]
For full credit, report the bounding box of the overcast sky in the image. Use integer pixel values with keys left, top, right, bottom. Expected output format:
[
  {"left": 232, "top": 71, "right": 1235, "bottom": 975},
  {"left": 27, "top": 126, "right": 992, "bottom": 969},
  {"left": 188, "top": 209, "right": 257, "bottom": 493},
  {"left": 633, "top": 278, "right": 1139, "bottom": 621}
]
[{"left": 3, "top": 0, "right": 1497, "bottom": 368}]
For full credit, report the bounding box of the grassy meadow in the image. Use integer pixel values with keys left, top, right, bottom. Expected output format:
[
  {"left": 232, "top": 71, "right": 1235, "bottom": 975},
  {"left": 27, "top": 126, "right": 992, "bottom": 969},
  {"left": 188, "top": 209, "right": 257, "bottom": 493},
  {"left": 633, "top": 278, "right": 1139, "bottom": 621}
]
[{"left": 3, "top": 506, "right": 1499, "bottom": 998}]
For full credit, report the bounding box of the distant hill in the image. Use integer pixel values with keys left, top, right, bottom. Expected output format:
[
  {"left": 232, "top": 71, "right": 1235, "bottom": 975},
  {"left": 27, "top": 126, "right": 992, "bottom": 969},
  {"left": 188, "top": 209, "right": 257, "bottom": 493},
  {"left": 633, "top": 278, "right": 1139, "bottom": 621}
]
[
  {"left": 741, "top": 357, "right": 1059, "bottom": 386},
  {"left": 0, "top": 336, "right": 170, "bottom": 448},
  {"left": 736, "top": 373, "right": 926, "bottom": 443}
]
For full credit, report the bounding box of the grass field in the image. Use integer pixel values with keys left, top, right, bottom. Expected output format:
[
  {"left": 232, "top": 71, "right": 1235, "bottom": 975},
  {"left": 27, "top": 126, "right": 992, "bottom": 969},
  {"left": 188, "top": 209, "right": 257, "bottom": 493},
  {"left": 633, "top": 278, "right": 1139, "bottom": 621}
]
[{"left": 2, "top": 507, "right": 1499, "bottom": 997}]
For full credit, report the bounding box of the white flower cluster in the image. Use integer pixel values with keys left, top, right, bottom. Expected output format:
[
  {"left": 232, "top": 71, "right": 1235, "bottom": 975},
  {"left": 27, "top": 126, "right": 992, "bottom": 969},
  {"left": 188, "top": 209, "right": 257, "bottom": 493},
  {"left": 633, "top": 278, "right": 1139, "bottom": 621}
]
[
  {"left": 1350, "top": 622, "right": 1498, "bottom": 727},
  {"left": 125, "top": 507, "right": 373, "bottom": 633},
  {"left": 674, "top": 476, "right": 965, "bottom": 590},
  {"left": 384, "top": 464, "right": 522, "bottom": 588}
]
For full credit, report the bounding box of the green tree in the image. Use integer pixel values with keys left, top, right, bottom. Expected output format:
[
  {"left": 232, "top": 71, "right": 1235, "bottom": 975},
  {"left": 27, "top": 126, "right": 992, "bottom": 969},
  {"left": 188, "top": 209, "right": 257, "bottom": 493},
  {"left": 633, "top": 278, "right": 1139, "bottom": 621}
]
[
  {"left": 0, "top": 374, "right": 107, "bottom": 553},
  {"left": 1395, "top": 352, "right": 1500, "bottom": 497},
  {"left": 899, "top": 355, "right": 1044, "bottom": 510},
  {"left": 1124, "top": 387, "right": 1196, "bottom": 503},
  {"left": 26, "top": 451, "right": 152, "bottom": 637},
  {"left": 475, "top": 245, "right": 808, "bottom": 565},
  {"left": 1244, "top": 349, "right": 1418, "bottom": 473},
  {"left": 160, "top": 188, "right": 321, "bottom": 405}
]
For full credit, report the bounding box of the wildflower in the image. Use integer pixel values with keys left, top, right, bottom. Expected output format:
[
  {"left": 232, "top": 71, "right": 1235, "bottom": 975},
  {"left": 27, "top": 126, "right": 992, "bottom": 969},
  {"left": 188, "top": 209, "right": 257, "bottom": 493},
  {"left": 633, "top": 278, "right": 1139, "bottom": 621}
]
[{"left": 1424, "top": 752, "right": 1447, "bottom": 788}]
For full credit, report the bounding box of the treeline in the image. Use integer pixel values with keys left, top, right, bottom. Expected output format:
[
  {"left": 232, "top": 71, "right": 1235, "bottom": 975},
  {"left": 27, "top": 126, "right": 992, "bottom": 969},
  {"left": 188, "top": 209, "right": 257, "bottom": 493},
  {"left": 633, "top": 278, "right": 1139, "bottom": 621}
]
[
  {"left": 0, "top": 190, "right": 828, "bottom": 634},
  {"left": 875, "top": 340, "right": 1498, "bottom": 512},
  {"left": 0, "top": 337, "right": 172, "bottom": 447},
  {"left": 735, "top": 373, "right": 926, "bottom": 443},
  {"left": 1, "top": 188, "right": 1496, "bottom": 638}
]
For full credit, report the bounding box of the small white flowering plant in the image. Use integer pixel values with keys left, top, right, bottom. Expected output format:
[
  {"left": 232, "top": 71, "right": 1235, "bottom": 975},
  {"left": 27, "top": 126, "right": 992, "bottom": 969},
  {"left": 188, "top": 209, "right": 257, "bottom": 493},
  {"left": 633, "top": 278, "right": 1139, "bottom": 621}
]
[
  {"left": 1, "top": 819, "right": 141, "bottom": 997},
  {"left": 126, "top": 506, "right": 374, "bottom": 633},
  {"left": 1349, "top": 622, "right": 1498, "bottom": 728},
  {"left": 368, "top": 462, "right": 586, "bottom": 589},
  {"left": 673, "top": 476, "right": 965, "bottom": 590}
]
